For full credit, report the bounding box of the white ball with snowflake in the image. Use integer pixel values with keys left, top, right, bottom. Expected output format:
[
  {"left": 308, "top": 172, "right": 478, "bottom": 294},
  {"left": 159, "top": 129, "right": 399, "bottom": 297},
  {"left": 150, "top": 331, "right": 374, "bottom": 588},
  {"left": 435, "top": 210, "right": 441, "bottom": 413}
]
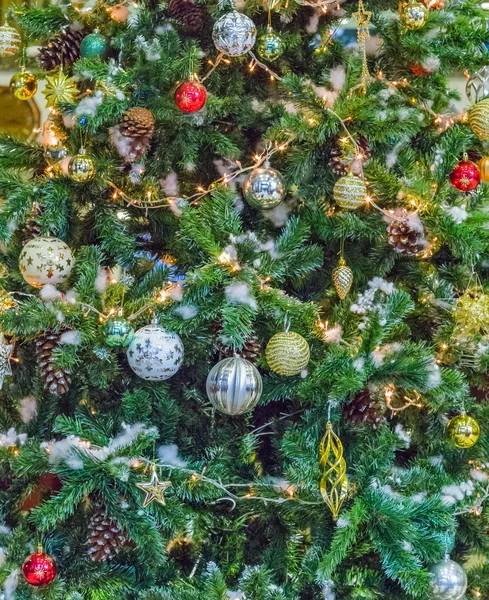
[{"left": 126, "top": 324, "right": 184, "bottom": 380}]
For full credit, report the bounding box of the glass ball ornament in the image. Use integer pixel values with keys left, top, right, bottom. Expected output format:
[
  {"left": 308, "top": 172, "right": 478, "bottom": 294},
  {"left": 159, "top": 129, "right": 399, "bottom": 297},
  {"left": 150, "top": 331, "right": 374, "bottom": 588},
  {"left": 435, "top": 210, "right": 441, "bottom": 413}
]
[
  {"left": 429, "top": 558, "right": 467, "bottom": 600},
  {"left": 479, "top": 156, "right": 489, "bottom": 182},
  {"left": 10, "top": 70, "right": 37, "bottom": 101},
  {"left": 447, "top": 413, "right": 480, "bottom": 448},
  {"left": 206, "top": 356, "right": 262, "bottom": 415},
  {"left": 449, "top": 157, "right": 480, "bottom": 192},
  {"left": 469, "top": 98, "right": 489, "bottom": 140},
  {"left": 333, "top": 172, "right": 367, "bottom": 210},
  {"left": 243, "top": 163, "right": 286, "bottom": 209},
  {"left": 265, "top": 331, "right": 310, "bottom": 376},
  {"left": 212, "top": 10, "right": 256, "bottom": 57},
  {"left": 80, "top": 32, "right": 108, "bottom": 58},
  {"left": 400, "top": 0, "right": 428, "bottom": 29},
  {"left": 19, "top": 236, "right": 73, "bottom": 288},
  {"left": 126, "top": 323, "right": 184, "bottom": 380},
  {"left": 257, "top": 26, "right": 285, "bottom": 62},
  {"left": 174, "top": 79, "right": 207, "bottom": 113},
  {"left": 22, "top": 546, "right": 56, "bottom": 587},
  {"left": 68, "top": 148, "right": 96, "bottom": 182},
  {"left": 0, "top": 24, "right": 21, "bottom": 57},
  {"left": 466, "top": 66, "right": 489, "bottom": 104},
  {"left": 102, "top": 311, "right": 135, "bottom": 347}
]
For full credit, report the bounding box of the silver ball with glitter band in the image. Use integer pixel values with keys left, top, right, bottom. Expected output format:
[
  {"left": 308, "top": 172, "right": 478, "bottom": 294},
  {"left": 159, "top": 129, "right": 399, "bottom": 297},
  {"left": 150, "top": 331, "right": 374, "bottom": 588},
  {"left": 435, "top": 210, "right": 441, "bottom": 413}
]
[
  {"left": 0, "top": 334, "right": 13, "bottom": 389},
  {"left": 126, "top": 324, "right": 184, "bottom": 380},
  {"left": 19, "top": 237, "right": 73, "bottom": 288},
  {"left": 212, "top": 10, "right": 256, "bottom": 57},
  {"left": 206, "top": 356, "right": 262, "bottom": 415}
]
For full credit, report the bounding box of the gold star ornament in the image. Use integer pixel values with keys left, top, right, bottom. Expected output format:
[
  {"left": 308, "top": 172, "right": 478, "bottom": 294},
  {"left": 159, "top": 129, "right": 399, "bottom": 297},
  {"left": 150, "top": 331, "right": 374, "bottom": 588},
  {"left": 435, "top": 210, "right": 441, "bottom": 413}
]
[
  {"left": 42, "top": 71, "right": 78, "bottom": 108},
  {"left": 136, "top": 467, "right": 172, "bottom": 507}
]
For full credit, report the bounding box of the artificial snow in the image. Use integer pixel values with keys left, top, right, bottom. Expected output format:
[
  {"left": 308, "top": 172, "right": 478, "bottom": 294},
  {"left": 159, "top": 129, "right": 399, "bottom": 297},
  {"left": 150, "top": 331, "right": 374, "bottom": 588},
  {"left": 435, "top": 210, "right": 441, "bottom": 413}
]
[
  {"left": 75, "top": 90, "right": 104, "bottom": 117},
  {"left": 59, "top": 330, "right": 81, "bottom": 346},
  {"left": 158, "top": 444, "right": 186, "bottom": 467},
  {"left": 3, "top": 569, "right": 18, "bottom": 600},
  {"left": 174, "top": 305, "right": 197, "bottom": 319},
  {"left": 224, "top": 282, "right": 257, "bottom": 310},
  {"left": 0, "top": 429, "right": 27, "bottom": 447},
  {"left": 161, "top": 172, "right": 179, "bottom": 196},
  {"left": 18, "top": 396, "right": 37, "bottom": 423}
]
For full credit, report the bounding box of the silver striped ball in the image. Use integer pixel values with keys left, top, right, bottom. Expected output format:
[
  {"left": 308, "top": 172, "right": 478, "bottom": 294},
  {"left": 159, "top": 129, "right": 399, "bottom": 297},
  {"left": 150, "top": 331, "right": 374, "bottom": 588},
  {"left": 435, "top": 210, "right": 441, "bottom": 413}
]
[{"left": 206, "top": 356, "right": 262, "bottom": 415}]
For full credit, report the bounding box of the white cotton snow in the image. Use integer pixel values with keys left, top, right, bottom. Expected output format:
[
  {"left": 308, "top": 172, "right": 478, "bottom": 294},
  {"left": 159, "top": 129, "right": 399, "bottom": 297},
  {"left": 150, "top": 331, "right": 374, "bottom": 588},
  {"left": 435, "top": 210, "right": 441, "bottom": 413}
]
[
  {"left": 322, "top": 581, "right": 336, "bottom": 600},
  {"left": 40, "top": 284, "right": 62, "bottom": 301},
  {"left": 470, "top": 468, "right": 489, "bottom": 482},
  {"left": 75, "top": 90, "right": 104, "bottom": 117},
  {"left": 59, "top": 330, "right": 81, "bottom": 346},
  {"left": 174, "top": 305, "right": 197, "bottom": 319},
  {"left": 336, "top": 515, "right": 349, "bottom": 528},
  {"left": 161, "top": 172, "right": 179, "bottom": 196},
  {"left": 445, "top": 204, "right": 468, "bottom": 224},
  {"left": 224, "top": 282, "right": 257, "bottom": 310},
  {"left": 158, "top": 444, "right": 186, "bottom": 466},
  {"left": 329, "top": 66, "right": 346, "bottom": 91},
  {"left": 19, "top": 396, "right": 37, "bottom": 423},
  {"left": 95, "top": 268, "right": 108, "bottom": 294},
  {"left": 0, "top": 429, "right": 27, "bottom": 447},
  {"left": 395, "top": 423, "right": 411, "bottom": 445},
  {"left": 371, "top": 342, "right": 401, "bottom": 367},
  {"left": 3, "top": 569, "right": 19, "bottom": 600},
  {"left": 323, "top": 324, "right": 343, "bottom": 343},
  {"left": 0, "top": 548, "right": 6, "bottom": 567}
]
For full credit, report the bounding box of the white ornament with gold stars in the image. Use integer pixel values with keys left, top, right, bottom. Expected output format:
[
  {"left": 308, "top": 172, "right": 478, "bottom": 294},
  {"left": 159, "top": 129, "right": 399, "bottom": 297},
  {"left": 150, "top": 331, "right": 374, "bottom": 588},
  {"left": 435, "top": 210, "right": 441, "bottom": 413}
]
[
  {"left": 0, "top": 333, "right": 13, "bottom": 389},
  {"left": 19, "top": 236, "right": 73, "bottom": 288},
  {"left": 136, "top": 466, "right": 172, "bottom": 507}
]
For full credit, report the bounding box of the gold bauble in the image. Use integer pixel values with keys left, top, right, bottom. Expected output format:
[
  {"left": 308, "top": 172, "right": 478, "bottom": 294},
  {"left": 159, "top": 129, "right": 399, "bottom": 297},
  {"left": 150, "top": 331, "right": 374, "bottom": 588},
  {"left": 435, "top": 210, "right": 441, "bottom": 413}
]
[
  {"left": 452, "top": 288, "right": 489, "bottom": 339},
  {"left": 332, "top": 257, "right": 353, "bottom": 300},
  {"left": 319, "top": 422, "right": 348, "bottom": 521},
  {"left": 265, "top": 331, "right": 310, "bottom": 376},
  {"left": 447, "top": 414, "right": 480, "bottom": 449},
  {"left": 400, "top": 0, "right": 429, "bottom": 29},
  {"left": 10, "top": 70, "right": 37, "bottom": 101},
  {"left": 469, "top": 99, "right": 489, "bottom": 140},
  {"left": 479, "top": 157, "right": 489, "bottom": 183},
  {"left": 68, "top": 149, "right": 96, "bottom": 182},
  {"left": 333, "top": 173, "right": 367, "bottom": 210}
]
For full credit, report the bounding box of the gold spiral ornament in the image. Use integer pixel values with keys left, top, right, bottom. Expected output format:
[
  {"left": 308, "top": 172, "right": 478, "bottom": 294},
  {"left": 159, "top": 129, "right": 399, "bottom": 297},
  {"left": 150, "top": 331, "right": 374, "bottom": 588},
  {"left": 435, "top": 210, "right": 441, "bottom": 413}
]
[
  {"left": 333, "top": 172, "right": 367, "bottom": 210},
  {"left": 469, "top": 99, "right": 489, "bottom": 140},
  {"left": 319, "top": 422, "right": 348, "bottom": 520},
  {"left": 265, "top": 331, "right": 310, "bottom": 376},
  {"left": 332, "top": 256, "right": 353, "bottom": 299}
]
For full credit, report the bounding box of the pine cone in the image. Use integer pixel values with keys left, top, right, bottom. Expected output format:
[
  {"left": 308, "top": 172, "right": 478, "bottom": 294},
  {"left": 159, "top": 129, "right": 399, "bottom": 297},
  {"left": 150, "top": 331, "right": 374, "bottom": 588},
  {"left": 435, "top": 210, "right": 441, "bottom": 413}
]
[
  {"left": 212, "top": 323, "right": 262, "bottom": 363},
  {"left": 386, "top": 218, "right": 425, "bottom": 256},
  {"left": 344, "top": 390, "right": 385, "bottom": 428},
  {"left": 328, "top": 135, "right": 371, "bottom": 176},
  {"left": 36, "top": 332, "right": 71, "bottom": 395},
  {"left": 120, "top": 107, "right": 155, "bottom": 139},
  {"left": 39, "top": 27, "right": 85, "bottom": 72},
  {"left": 23, "top": 204, "right": 42, "bottom": 242},
  {"left": 87, "top": 508, "right": 129, "bottom": 562},
  {"left": 168, "top": 0, "right": 207, "bottom": 34},
  {"left": 409, "top": 63, "right": 430, "bottom": 77}
]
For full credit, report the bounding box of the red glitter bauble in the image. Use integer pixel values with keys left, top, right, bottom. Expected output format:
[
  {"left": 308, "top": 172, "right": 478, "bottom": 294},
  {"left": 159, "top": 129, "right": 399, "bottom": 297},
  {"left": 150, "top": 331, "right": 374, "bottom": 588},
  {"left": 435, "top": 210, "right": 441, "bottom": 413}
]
[
  {"left": 449, "top": 159, "right": 480, "bottom": 192},
  {"left": 174, "top": 80, "right": 207, "bottom": 113},
  {"left": 22, "top": 548, "right": 56, "bottom": 587}
]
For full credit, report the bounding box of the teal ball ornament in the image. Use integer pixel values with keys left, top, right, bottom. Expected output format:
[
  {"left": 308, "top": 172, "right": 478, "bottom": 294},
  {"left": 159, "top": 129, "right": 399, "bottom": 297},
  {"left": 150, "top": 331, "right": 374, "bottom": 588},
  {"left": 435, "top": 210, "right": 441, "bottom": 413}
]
[
  {"left": 102, "top": 313, "right": 135, "bottom": 347},
  {"left": 257, "top": 27, "right": 284, "bottom": 62},
  {"left": 80, "top": 33, "right": 108, "bottom": 59}
]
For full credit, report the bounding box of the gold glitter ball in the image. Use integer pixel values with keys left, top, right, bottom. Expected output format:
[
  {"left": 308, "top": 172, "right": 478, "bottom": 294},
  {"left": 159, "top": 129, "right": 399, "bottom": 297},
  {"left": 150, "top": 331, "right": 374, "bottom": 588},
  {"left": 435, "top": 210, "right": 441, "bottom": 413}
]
[{"left": 265, "top": 331, "right": 310, "bottom": 376}]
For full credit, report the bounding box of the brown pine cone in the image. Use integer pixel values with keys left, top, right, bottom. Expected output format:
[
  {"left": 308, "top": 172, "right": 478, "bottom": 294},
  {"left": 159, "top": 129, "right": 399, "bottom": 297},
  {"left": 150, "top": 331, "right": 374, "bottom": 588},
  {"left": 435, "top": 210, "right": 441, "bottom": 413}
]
[
  {"left": 344, "top": 390, "right": 385, "bottom": 428},
  {"left": 87, "top": 508, "right": 129, "bottom": 562},
  {"left": 168, "top": 0, "right": 207, "bottom": 34},
  {"left": 328, "top": 135, "right": 371, "bottom": 176},
  {"left": 23, "top": 203, "right": 42, "bottom": 242},
  {"left": 121, "top": 107, "right": 155, "bottom": 139},
  {"left": 221, "top": 335, "right": 262, "bottom": 363},
  {"left": 387, "top": 218, "right": 425, "bottom": 256},
  {"left": 39, "top": 27, "right": 86, "bottom": 71},
  {"left": 36, "top": 332, "right": 71, "bottom": 395}
]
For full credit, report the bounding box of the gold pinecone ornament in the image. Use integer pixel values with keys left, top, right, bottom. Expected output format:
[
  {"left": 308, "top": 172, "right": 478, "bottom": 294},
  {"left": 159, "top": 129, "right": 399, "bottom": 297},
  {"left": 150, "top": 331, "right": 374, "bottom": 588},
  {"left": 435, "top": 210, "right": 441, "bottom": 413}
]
[
  {"left": 332, "top": 256, "right": 353, "bottom": 300},
  {"left": 118, "top": 107, "right": 155, "bottom": 162},
  {"left": 36, "top": 332, "right": 72, "bottom": 395},
  {"left": 87, "top": 508, "right": 130, "bottom": 562}
]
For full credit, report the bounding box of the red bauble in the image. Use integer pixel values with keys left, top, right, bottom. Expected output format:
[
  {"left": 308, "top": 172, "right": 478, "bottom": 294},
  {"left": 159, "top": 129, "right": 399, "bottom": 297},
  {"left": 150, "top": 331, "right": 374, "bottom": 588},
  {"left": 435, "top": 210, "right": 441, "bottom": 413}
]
[
  {"left": 450, "top": 159, "right": 480, "bottom": 192},
  {"left": 22, "top": 547, "right": 56, "bottom": 587},
  {"left": 174, "top": 80, "right": 207, "bottom": 113}
]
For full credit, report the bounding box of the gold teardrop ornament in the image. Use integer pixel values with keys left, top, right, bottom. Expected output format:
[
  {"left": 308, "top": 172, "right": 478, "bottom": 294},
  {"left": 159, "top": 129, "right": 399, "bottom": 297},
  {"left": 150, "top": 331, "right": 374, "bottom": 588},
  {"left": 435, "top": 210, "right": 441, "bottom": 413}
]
[
  {"left": 319, "top": 422, "right": 348, "bottom": 520},
  {"left": 332, "top": 256, "right": 353, "bottom": 300}
]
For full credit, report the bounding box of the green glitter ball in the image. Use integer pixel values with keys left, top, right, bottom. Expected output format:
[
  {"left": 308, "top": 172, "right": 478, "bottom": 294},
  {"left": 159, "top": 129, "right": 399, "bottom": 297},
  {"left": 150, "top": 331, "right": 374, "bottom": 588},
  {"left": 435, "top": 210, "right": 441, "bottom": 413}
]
[
  {"left": 256, "top": 27, "right": 285, "bottom": 62},
  {"left": 102, "top": 313, "right": 135, "bottom": 347},
  {"left": 80, "top": 33, "right": 108, "bottom": 59}
]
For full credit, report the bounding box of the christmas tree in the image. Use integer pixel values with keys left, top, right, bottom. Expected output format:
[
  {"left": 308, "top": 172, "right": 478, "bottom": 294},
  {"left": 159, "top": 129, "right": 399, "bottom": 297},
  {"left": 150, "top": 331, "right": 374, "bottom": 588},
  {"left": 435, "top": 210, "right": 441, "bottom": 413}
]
[{"left": 0, "top": 0, "right": 489, "bottom": 597}]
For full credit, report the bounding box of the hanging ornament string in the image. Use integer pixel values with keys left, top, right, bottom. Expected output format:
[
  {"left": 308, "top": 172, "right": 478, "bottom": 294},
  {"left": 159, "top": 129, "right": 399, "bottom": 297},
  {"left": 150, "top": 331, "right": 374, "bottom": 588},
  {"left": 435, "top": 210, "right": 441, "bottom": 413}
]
[{"left": 352, "top": 0, "right": 372, "bottom": 93}]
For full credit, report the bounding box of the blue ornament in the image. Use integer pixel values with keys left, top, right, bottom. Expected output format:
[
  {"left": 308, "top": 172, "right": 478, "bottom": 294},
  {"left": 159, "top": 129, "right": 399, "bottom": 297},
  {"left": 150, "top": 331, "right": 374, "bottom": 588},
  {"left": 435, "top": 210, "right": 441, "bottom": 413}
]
[
  {"left": 78, "top": 116, "right": 88, "bottom": 127},
  {"left": 80, "top": 33, "right": 108, "bottom": 59}
]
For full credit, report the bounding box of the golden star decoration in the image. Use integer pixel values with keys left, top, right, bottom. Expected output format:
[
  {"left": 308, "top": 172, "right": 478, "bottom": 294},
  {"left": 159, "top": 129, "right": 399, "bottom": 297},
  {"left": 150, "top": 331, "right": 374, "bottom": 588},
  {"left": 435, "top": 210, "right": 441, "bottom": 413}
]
[
  {"left": 42, "top": 71, "right": 78, "bottom": 108},
  {"left": 136, "top": 467, "right": 172, "bottom": 507}
]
